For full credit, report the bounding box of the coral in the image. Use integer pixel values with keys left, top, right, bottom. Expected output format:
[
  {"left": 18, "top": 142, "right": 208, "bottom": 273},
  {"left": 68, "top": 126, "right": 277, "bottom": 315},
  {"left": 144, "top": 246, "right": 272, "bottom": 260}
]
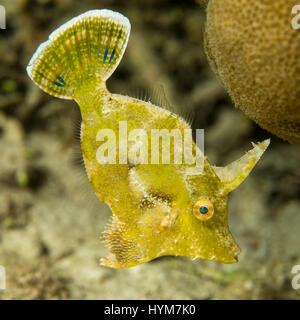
[{"left": 204, "top": 0, "right": 300, "bottom": 144}]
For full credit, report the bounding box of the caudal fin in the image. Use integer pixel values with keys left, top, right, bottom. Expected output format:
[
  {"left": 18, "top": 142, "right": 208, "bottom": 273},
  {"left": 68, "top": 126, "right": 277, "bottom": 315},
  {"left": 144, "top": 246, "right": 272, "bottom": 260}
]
[{"left": 26, "top": 9, "right": 131, "bottom": 99}]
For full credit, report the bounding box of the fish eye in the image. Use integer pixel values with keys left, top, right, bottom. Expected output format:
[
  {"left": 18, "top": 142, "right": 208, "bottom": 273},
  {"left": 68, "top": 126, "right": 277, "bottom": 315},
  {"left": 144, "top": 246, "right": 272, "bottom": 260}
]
[{"left": 194, "top": 200, "right": 214, "bottom": 221}]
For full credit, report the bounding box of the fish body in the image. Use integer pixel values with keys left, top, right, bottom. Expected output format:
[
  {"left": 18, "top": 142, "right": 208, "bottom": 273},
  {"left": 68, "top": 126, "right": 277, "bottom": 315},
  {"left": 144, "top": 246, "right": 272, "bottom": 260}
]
[{"left": 27, "top": 9, "right": 269, "bottom": 268}]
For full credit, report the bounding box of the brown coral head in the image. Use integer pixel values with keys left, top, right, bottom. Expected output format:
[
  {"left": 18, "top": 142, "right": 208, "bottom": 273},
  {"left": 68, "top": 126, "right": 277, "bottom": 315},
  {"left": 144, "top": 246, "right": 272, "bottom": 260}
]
[{"left": 205, "top": 0, "right": 300, "bottom": 144}]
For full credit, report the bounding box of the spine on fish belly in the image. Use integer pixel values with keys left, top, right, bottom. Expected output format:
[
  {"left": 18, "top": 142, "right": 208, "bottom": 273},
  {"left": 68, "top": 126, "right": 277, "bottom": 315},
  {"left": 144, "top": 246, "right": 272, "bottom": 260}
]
[{"left": 26, "top": 9, "right": 131, "bottom": 100}]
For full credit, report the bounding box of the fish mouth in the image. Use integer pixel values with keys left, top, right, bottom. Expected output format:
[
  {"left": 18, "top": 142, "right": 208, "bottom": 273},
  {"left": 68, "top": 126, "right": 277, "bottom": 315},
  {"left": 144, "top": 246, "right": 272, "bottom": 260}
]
[
  {"left": 219, "top": 245, "right": 241, "bottom": 264},
  {"left": 205, "top": 236, "right": 241, "bottom": 264},
  {"left": 231, "top": 252, "right": 240, "bottom": 263}
]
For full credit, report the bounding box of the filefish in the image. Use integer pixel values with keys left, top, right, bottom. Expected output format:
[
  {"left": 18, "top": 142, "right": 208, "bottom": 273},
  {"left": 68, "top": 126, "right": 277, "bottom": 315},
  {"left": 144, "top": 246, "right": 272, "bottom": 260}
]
[{"left": 26, "top": 9, "right": 269, "bottom": 268}]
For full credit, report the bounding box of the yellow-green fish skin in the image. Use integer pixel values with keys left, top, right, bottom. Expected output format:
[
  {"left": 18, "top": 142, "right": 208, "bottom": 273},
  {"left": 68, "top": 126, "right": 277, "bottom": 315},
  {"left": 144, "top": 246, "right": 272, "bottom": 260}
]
[{"left": 26, "top": 9, "right": 270, "bottom": 269}]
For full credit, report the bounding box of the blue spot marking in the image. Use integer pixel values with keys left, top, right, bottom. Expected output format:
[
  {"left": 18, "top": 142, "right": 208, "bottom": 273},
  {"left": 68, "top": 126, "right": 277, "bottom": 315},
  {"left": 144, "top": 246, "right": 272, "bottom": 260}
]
[
  {"left": 109, "top": 50, "right": 115, "bottom": 63},
  {"left": 53, "top": 81, "right": 64, "bottom": 87},
  {"left": 103, "top": 48, "right": 108, "bottom": 62},
  {"left": 57, "top": 76, "right": 65, "bottom": 84}
]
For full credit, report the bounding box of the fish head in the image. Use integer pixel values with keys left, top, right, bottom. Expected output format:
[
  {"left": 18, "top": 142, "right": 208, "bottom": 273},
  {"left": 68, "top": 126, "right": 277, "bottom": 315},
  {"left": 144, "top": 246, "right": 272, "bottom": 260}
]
[
  {"left": 174, "top": 139, "right": 270, "bottom": 263},
  {"left": 177, "top": 162, "right": 240, "bottom": 264}
]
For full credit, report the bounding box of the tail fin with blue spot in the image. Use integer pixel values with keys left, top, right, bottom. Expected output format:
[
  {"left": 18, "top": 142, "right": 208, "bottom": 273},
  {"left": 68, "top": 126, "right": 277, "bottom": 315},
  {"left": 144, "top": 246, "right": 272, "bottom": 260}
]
[{"left": 26, "top": 9, "right": 131, "bottom": 99}]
